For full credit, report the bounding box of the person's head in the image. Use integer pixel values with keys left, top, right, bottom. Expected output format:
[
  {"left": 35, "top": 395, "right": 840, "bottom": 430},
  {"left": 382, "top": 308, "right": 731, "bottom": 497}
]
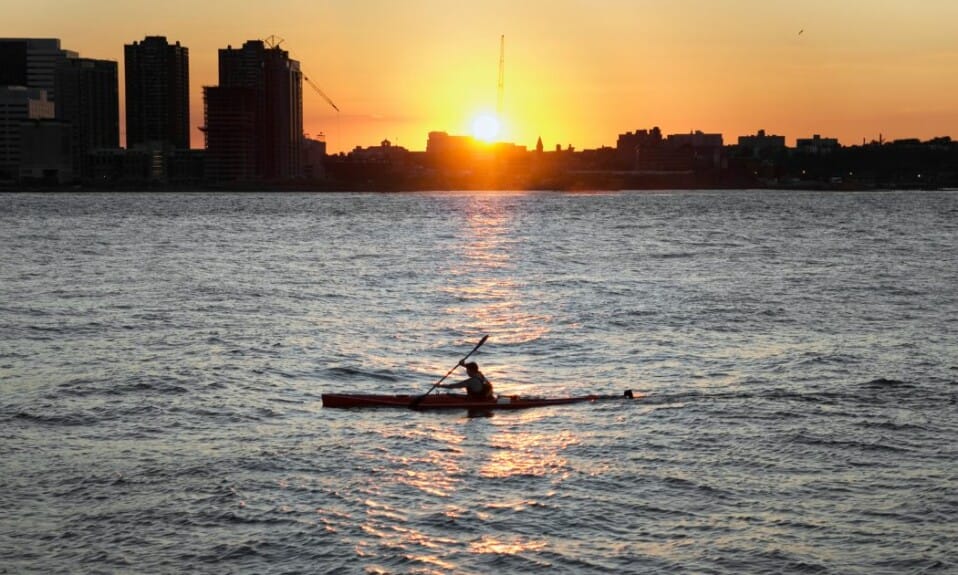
[{"left": 463, "top": 361, "right": 480, "bottom": 376}]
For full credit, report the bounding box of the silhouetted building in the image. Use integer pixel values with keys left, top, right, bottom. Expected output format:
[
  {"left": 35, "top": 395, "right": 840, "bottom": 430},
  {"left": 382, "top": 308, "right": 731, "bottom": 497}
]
[
  {"left": 202, "top": 86, "right": 257, "bottom": 182},
  {"left": 86, "top": 148, "right": 156, "bottom": 184},
  {"left": 0, "top": 86, "right": 55, "bottom": 180},
  {"left": 737, "top": 129, "right": 786, "bottom": 158},
  {"left": 55, "top": 57, "right": 119, "bottom": 179},
  {"left": 426, "top": 131, "right": 470, "bottom": 155},
  {"left": 665, "top": 130, "right": 724, "bottom": 170},
  {"left": 166, "top": 148, "right": 206, "bottom": 185},
  {"left": 348, "top": 139, "right": 410, "bottom": 163},
  {"left": 19, "top": 119, "right": 72, "bottom": 183},
  {"left": 0, "top": 41, "right": 28, "bottom": 87},
  {"left": 666, "top": 131, "right": 723, "bottom": 149},
  {"left": 0, "top": 38, "right": 76, "bottom": 103},
  {"left": 796, "top": 134, "right": 840, "bottom": 155},
  {"left": 124, "top": 36, "right": 190, "bottom": 150},
  {"left": 425, "top": 131, "right": 477, "bottom": 169},
  {"left": 617, "top": 127, "right": 665, "bottom": 170},
  {"left": 303, "top": 137, "right": 326, "bottom": 179},
  {"left": 203, "top": 40, "right": 303, "bottom": 182}
]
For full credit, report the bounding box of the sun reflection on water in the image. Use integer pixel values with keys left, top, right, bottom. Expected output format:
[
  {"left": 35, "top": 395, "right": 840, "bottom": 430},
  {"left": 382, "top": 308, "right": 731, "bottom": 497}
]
[
  {"left": 348, "top": 340, "right": 586, "bottom": 570},
  {"left": 445, "top": 196, "right": 552, "bottom": 346},
  {"left": 468, "top": 534, "right": 549, "bottom": 555},
  {"left": 481, "top": 439, "right": 571, "bottom": 479},
  {"left": 382, "top": 447, "right": 464, "bottom": 498},
  {"left": 482, "top": 421, "right": 578, "bottom": 480},
  {"left": 355, "top": 493, "right": 462, "bottom": 573},
  {"left": 346, "top": 409, "right": 585, "bottom": 571}
]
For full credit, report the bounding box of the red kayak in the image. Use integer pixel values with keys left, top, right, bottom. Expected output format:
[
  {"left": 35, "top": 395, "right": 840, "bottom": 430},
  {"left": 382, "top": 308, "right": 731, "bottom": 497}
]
[{"left": 322, "top": 390, "right": 637, "bottom": 410}]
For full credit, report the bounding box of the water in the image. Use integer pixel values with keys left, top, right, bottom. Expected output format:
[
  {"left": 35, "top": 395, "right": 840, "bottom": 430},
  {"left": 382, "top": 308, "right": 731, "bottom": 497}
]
[{"left": 1, "top": 190, "right": 956, "bottom": 574}]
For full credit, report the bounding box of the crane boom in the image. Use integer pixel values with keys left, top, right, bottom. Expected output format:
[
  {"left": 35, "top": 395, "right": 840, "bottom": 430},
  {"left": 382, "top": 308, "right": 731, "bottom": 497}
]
[
  {"left": 262, "top": 34, "right": 339, "bottom": 114},
  {"left": 304, "top": 75, "right": 340, "bottom": 113},
  {"left": 497, "top": 35, "right": 505, "bottom": 116}
]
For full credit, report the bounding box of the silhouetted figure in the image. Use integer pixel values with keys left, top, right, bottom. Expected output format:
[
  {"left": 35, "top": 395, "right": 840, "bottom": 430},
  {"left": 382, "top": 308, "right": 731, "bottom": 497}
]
[{"left": 438, "top": 361, "right": 494, "bottom": 400}]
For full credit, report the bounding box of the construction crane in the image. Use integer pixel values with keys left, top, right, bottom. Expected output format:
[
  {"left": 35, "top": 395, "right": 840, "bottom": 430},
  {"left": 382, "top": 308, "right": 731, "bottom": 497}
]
[
  {"left": 304, "top": 75, "right": 340, "bottom": 113},
  {"left": 497, "top": 35, "right": 505, "bottom": 117},
  {"left": 262, "top": 34, "right": 340, "bottom": 113}
]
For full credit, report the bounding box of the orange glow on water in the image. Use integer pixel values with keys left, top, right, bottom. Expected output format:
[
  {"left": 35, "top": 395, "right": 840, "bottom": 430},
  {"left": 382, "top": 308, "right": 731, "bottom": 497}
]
[
  {"left": 481, "top": 422, "right": 578, "bottom": 479},
  {"left": 444, "top": 196, "right": 552, "bottom": 347},
  {"left": 382, "top": 429, "right": 465, "bottom": 497},
  {"left": 469, "top": 534, "right": 548, "bottom": 555},
  {"left": 347, "top": 399, "right": 583, "bottom": 567}
]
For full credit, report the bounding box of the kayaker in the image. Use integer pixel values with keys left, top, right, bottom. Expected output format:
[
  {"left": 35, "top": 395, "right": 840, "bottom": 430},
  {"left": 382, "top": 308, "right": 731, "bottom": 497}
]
[{"left": 437, "top": 361, "right": 494, "bottom": 400}]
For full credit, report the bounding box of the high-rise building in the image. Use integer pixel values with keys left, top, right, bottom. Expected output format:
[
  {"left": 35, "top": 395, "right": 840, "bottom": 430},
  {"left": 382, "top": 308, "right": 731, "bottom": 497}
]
[
  {"left": 0, "top": 38, "right": 76, "bottom": 103},
  {"left": 0, "top": 86, "right": 55, "bottom": 180},
  {"left": 0, "top": 42, "right": 28, "bottom": 86},
  {"left": 203, "top": 40, "right": 303, "bottom": 181},
  {"left": 1, "top": 38, "right": 83, "bottom": 182},
  {"left": 202, "top": 85, "right": 257, "bottom": 182},
  {"left": 124, "top": 36, "right": 190, "bottom": 150},
  {"left": 55, "top": 57, "right": 119, "bottom": 178}
]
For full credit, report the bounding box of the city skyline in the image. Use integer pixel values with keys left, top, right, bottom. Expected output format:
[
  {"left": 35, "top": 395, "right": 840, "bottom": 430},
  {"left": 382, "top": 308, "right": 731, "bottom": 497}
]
[{"left": 5, "top": 0, "right": 958, "bottom": 154}]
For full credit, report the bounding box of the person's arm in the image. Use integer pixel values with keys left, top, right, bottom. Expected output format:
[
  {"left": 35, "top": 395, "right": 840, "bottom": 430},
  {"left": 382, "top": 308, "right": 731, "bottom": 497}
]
[{"left": 439, "top": 378, "right": 471, "bottom": 389}]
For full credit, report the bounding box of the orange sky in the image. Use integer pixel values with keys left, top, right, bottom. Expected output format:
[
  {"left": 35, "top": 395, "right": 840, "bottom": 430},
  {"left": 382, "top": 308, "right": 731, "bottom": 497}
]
[{"left": 6, "top": 0, "right": 958, "bottom": 153}]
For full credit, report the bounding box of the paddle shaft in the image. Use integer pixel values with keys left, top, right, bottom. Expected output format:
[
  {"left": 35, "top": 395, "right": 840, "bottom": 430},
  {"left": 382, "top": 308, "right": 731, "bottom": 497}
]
[{"left": 411, "top": 335, "right": 489, "bottom": 408}]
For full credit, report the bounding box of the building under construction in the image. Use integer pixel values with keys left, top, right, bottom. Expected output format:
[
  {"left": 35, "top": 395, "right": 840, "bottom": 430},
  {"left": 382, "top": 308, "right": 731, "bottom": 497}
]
[{"left": 202, "top": 40, "right": 303, "bottom": 182}]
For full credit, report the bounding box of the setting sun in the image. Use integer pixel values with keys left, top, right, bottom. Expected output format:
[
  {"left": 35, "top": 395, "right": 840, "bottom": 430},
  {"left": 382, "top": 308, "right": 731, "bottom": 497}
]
[
  {"left": 471, "top": 113, "right": 501, "bottom": 143},
  {"left": 5, "top": 0, "right": 958, "bottom": 153}
]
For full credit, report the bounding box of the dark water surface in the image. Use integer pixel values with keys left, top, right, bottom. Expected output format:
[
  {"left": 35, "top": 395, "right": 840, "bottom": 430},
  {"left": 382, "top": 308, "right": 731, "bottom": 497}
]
[{"left": 1, "top": 190, "right": 956, "bottom": 574}]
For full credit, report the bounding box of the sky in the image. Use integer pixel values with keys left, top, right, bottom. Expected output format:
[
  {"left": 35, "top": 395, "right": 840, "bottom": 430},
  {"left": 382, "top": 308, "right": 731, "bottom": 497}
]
[{"left": 5, "top": 0, "right": 958, "bottom": 153}]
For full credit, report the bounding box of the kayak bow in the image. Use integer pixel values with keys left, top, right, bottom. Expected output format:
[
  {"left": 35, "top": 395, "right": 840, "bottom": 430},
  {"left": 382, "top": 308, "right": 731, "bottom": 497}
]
[{"left": 322, "top": 390, "right": 637, "bottom": 410}]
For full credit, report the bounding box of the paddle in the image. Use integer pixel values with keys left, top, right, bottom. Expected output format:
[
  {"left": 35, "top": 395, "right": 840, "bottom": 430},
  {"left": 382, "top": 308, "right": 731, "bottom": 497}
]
[{"left": 410, "top": 335, "right": 489, "bottom": 408}]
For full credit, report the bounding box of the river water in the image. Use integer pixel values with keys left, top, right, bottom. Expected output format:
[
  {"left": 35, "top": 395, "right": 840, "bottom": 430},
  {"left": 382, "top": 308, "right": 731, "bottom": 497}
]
[{"left": 1, "top": 190, "right": 956, "bottom": 574}]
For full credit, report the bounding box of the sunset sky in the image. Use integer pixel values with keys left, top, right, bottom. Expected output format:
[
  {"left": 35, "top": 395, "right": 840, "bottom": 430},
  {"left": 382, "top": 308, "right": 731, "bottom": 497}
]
[{"left": 6, "top": 0, "right": 958, "bottom": 153}]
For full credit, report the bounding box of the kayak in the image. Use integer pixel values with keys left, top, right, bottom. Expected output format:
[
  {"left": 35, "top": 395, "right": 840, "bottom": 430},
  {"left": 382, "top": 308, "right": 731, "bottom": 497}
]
[{"left": 322, "top": 389, "right": 637, "bottom": 410}]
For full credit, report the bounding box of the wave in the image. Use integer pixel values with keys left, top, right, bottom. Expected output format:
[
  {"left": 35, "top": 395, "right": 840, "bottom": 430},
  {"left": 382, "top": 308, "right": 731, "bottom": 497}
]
[
  {"left": 640, "top": 378, "right": 938, "bottom": 410},
  {"left": 55, "top": 377, "right": 191, "bottom": 397},
  {"left": 857, "top": 419, "right": 929, "bottom": 432},
  {"left": 323, "top": 366, "right": 400, "bottom": 382},
  {"left": 789, "top": 432, "right": 913, "bottom": 454},
  {"left": 13, "top": 410, "right": 98, "bottom": 427},
  {"left": 861, "top": 377, "right": 912, "bottom": 388},
  {"left": 647, "top": 251, "right": 697, "bottom": 259}
]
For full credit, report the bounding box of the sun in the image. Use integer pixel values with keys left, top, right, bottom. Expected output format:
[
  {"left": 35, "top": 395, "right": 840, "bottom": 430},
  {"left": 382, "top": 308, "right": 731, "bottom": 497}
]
[{"left": 471, "top": 113, "right": 501, "bottom": 142}]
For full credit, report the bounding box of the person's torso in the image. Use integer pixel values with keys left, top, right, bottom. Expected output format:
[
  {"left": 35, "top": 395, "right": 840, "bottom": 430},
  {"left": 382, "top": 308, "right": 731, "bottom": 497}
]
[{"left": 463, "top": 374, "right": 489, "bottom": 395}]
